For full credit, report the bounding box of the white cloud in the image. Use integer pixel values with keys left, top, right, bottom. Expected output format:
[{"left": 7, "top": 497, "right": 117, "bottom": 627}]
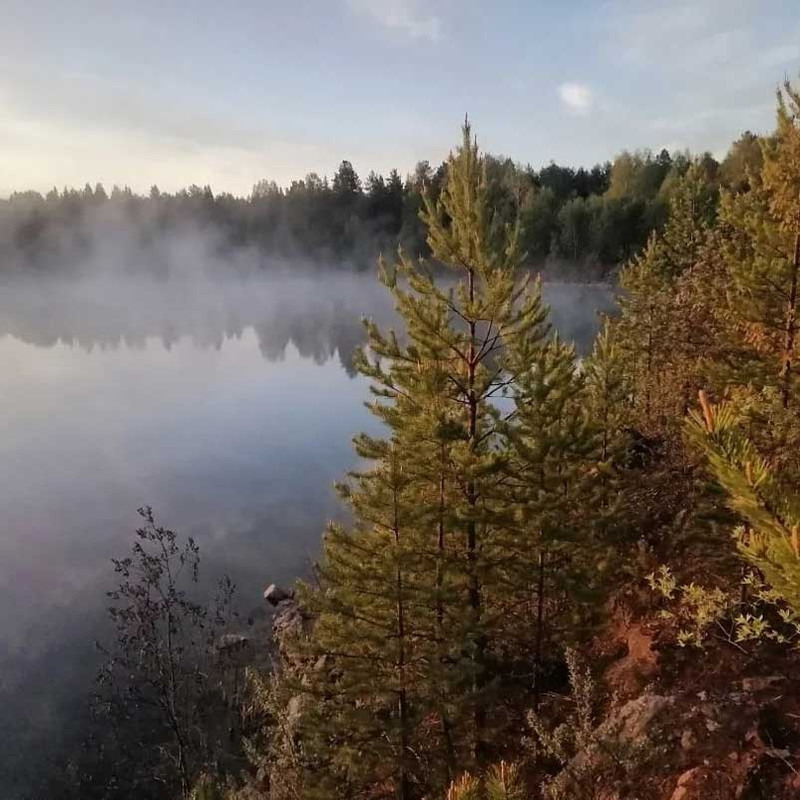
[
  {"left": 346, "top": 0, "right": 443, "bottom": 41},
  {"left": 558, "top": 82, "right": 593, "bottom": 115},
  {"left": 595, "top": 0, "right": 800, "bottom": 156}
]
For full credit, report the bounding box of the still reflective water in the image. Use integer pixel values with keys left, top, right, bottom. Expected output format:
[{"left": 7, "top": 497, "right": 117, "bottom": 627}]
[{"left": 0, "top": 272, "right": 614, "bottom": 792}]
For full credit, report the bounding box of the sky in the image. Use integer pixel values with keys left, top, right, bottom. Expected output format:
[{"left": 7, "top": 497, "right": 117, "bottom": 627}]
[{"left": 1, "top": 0, "right": 799, "bottom": 197}]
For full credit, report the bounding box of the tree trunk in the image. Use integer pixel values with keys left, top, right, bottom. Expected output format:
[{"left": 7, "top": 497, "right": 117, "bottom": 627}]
[
  {"left": 644, "top": 305, "right": 654, "bottom": 421},
  {"left": 466, "top": 266, "right": 486, "bottom": 766},
  {"left": 436, "top": 444, "right": 456, "bottom": 780},
  {"left": 163, "top": 596, "right": 191, "bottom": 797},
  {"left": 780, "top": 230, "right": 800, "bottom": 409},
  {"left": 533, "top": 546, "right": 547, "bottom": 711},
  {"left": 394, "top": 481, "right": 412, "bottom": 800}
]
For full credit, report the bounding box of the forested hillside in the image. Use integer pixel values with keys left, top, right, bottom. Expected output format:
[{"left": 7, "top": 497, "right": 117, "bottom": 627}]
[
  {"left": 1, "top": 130, "right": 761, "bottom": 278},
  {"left": 62, "top": 79, "right": 800, "bottom": 800}
]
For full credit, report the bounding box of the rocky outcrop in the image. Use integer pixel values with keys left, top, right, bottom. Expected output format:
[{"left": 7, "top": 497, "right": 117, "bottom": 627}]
[
  {"left": 551, "top": 693, "right": 675, "bottom": 798},
  {"left": 264, "top": 583, "right": 311, "bottom": 669},
  {"left": 596, "top": 693, "right": 673, "bottom": 745},
  {"left": 550, "top": 672, "right": 800, "bottom": 800},
  {"left": 263, "top": 584, "right": 293, "bottom": 606},
  {"left": 215, "top": 633, "right": 252, "bottom": 673},
  {"left": 604, "top": 620, "right": 659, "bottom": 699}
]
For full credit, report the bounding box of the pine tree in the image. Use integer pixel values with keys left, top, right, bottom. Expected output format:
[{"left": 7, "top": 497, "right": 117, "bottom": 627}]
[
  {"left": 412, "top": 123, "right": 569, "bottom": 764},
  {"left": 617, "top": 235, "right": 674, "bottom": 430},
  {"left": 609, "top": 162, "right": 726, "bottom": 564},
  {"left": 501, "top": 313, "right": 597, "bottom": 703},
  {"left": 659, "top": 162, "right": 718, "bottom": 281},
  {"left": 583, "top": 318, "right": 631, "bottom": 483},
  {"left": 614, "top": 155, "right": 721, "bottom": 441},
  {"left": 445, "top": 762, "right": 525, "bottom": 800},
  {"left": 293, "top": 123, "right": 573, "bottom": 797},
  {"left": 282, "top": 123, "right": 623, "bottom": 799},
  {"left": 718, "top": 80, "right": 800, "bottom": 408},
  {"left": 299, "top": 450, "right": 424, "bottom": 799},
  {"left": 582, "top": 318, "right": 632, "bottom": 547},
  {"left": 354, "top": 270, "right": 466, "bottom": 783},
  {"left": 687, "top": 392, "right": 800, "bottom": 613}
]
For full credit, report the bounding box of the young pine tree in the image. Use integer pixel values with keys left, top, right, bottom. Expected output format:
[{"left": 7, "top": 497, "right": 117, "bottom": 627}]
[
  {"left": 501, "top": 314, "right": 597, "bottom": 703},
  {"left": 718, "top": 79, "right": 800, "bottom": 409},
  {"left": 686, "top": 392, "right": 800, "bottom": 613},
  {"left": 299, "top": 450, "right": 425, "bottom": 799},
  {"left": 609, "top": 170, "right": 724, "bottom": 564},
  {"left": 616, "top": 235, "right": 675, "bottom": 431},
  {"left": 583, "top": 319, "right": 630, "bottom": 490},
  {"left": 445, "top": 762, "right": 525, "bottom": 800},
  {"left": 659, "top": 162, "right": 718, "bottom": 281},
  {"left": 617, "top": 158, "right": 721, "bottom": 434},
  {"left": 582, "top": 318, "right": 631, "bottom": 543},
  {"left": 415, "top": 123, "right": 568, "bottom": 764},
  {"left": 295, "top": 123, "right": 570, "bottom": 798}
]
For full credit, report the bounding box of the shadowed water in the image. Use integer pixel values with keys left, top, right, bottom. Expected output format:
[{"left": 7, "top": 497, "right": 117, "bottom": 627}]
[{"left": 0, "top": 271, "right": 614, "bottom": 794}]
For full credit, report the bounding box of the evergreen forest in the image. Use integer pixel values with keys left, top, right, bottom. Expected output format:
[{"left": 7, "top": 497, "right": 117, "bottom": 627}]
[
  {"left": 0, "top": 123, "right": 761, "bottom": 279},
  {"left": 54, "top": 79, "right": 800, "bottom": 800}
]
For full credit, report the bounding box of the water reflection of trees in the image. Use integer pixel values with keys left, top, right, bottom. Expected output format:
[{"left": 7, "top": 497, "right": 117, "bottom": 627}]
[{"left": 0, "top": 277, "right": 614, "bottom": 373}]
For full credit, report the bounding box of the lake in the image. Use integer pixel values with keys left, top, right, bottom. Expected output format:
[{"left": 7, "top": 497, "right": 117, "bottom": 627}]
[{"left": 0, "top": 270, "right": 614, "bottom": 794}]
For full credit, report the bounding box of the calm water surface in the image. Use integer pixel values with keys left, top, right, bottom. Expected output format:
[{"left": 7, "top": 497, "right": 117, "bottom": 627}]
[{"left": 0, "top": 271, "right": 613, "bottom": 792}]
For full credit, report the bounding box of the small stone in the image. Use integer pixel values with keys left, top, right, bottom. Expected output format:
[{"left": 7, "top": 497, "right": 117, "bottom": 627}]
[
  {"left": 768, "top": 747, "right": 791, "bottom": 759},
  {"left": 741, "top": 676, "right": 785, "bottom": 692},
  {"left": 264, "top": 584, "right": 293, "bottom": 606},
  {"left": 706, "top": 719, "right": 720, "bottom": 732},
  {"left": 681, "top": 729, "right": 697, "bottom": 750},
  {"left": 745, "top": 726, "right": 762, "bottom": 745},
  {"left": 697, "top": 690, "right": 707, "bottom": 701},
  {"left": 678, "top": 767, "right": 701, "bottom": 787},
  {"left": 700, "top": 704, "right": 716, "bottom": 718},
  {"left": 215, "top": 632, "right": 249, "bottom": 654},
  {"left": 314, "top": 654, "right": 330, "bottom": 672},
  {"left": 286, "top": 694, "right": 305, "bottom": 724}
]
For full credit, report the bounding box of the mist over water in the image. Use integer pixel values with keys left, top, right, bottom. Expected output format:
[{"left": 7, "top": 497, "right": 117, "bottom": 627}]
[{"left": 0, "top": 268, "right": 613, "bottom": 794}]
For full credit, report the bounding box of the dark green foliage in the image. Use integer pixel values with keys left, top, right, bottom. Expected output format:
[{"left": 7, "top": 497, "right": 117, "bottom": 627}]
[
  {"left": 0, "top": 141, "right": 719, "bottom": 278},
  {"left": 275, "top": 124, "right": 611, "bottom": 800}
]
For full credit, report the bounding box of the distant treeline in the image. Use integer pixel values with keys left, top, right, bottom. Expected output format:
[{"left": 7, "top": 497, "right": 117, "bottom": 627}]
[{"left": 0, "top": 131, "right": 762, "bottom": 278}]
